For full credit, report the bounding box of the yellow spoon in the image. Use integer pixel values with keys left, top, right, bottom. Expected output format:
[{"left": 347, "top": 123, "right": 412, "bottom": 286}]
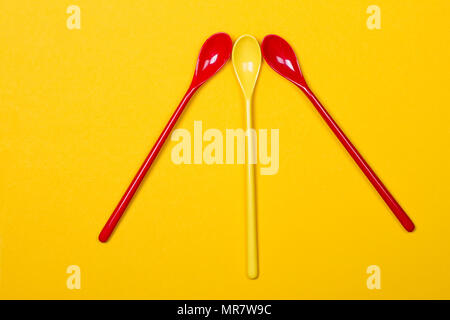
[{"left": 232, "top": 35, "right": 261, "bottom": 279}]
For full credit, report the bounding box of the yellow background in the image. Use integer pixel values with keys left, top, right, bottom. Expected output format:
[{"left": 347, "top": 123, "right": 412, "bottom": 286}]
[{"left": 1, "top": 0, "right": 449, "bottom": 299}]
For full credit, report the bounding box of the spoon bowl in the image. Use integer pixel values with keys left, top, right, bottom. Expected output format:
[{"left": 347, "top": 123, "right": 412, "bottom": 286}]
[
  {"left": 192, "top": 32, "right": 233, "bottom": 88},
  {"left": 232, "top": 35, "right": 262, "bottom": 99},
  {"left": 261, "top": 34, "right": 305, "bottom": 87}
]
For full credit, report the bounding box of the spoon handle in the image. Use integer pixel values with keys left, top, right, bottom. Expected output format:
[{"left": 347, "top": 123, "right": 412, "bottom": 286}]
[
  {"left": 301, "top": 86, "right": 415, "bottom": 232},
  {"left": 246, "top": 99, "right": 258, "bottom": 279},
  {"left": 99, "top": 87, "right": 197, "bottom": 242}
]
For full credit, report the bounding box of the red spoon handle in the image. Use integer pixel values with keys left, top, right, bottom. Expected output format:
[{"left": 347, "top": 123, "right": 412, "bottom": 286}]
[
  {"left": 99, "top": 87, "right": 197, "bottom": 242},
  {"left": 301, "top": 86, "right": 414, "bottom": 232}
]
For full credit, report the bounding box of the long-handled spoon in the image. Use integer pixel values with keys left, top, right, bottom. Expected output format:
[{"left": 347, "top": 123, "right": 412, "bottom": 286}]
[
  {"left": 99, "top": 32, "right": 233, "bottom": 242},
  {"left": 232, "top": 35, "right": 262, "bottom": 278},
  {"left": 261, "top": 34, "right": 414, "bottom": 232}
]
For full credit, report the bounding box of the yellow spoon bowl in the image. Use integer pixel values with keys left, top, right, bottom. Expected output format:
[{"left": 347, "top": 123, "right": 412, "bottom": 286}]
[
  {"left": 232, "top": 35, "right": 261, "bottom": 279},
  {"left": 232, "top": 35, "right": 262, "bottom": 100}
]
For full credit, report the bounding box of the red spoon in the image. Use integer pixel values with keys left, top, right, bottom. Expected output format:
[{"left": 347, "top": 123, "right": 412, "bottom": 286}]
[
  {"left": 99, "top": 32, "right": 232, "bottom": 242},
  {"left": 261, "top": 34, "right": 414, "bottom": 232}
]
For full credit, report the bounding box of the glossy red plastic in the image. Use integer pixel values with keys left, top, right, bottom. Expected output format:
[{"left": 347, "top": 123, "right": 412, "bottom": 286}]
[
  {"left": 261, "top": 34, "right": 415, "bottom": 232},
  {"left": 99, "top": 32, "right": 233, "bottom": 242}
]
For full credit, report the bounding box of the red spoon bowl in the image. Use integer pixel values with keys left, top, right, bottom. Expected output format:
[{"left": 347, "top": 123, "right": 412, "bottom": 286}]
[
  {"left": 261, "top": 34, "right": 307, "bottom": 88},
  {"left": 99, "top": 32, "right": 232, "bottom": 242},
  {"left": 191, "top": 32, "right": 233, "bottom": 88},
  {"left": 262, "top": 34, "right": 415, "bottom": 232}
]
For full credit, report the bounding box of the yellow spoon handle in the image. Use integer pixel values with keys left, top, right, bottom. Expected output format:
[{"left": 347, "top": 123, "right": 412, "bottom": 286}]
[{"left": 246, "top": 99, "right": 258, "bottom": 279}]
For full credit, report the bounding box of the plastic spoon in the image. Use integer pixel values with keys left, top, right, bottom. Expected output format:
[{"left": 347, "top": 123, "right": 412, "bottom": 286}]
[
  {"left": 232, "top": 35, "right": 261, "bottom": 278},
  {"left": 99, "top": 32, "right": 233, "bottom": 242},
  {"left": 261, "top": 34, "right": 414, "bottom": 232}
]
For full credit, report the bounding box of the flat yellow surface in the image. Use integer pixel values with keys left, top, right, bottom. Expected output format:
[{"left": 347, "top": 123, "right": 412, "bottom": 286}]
[{"left": 1, "top": 0, "right": 450, "bottom": 299}]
